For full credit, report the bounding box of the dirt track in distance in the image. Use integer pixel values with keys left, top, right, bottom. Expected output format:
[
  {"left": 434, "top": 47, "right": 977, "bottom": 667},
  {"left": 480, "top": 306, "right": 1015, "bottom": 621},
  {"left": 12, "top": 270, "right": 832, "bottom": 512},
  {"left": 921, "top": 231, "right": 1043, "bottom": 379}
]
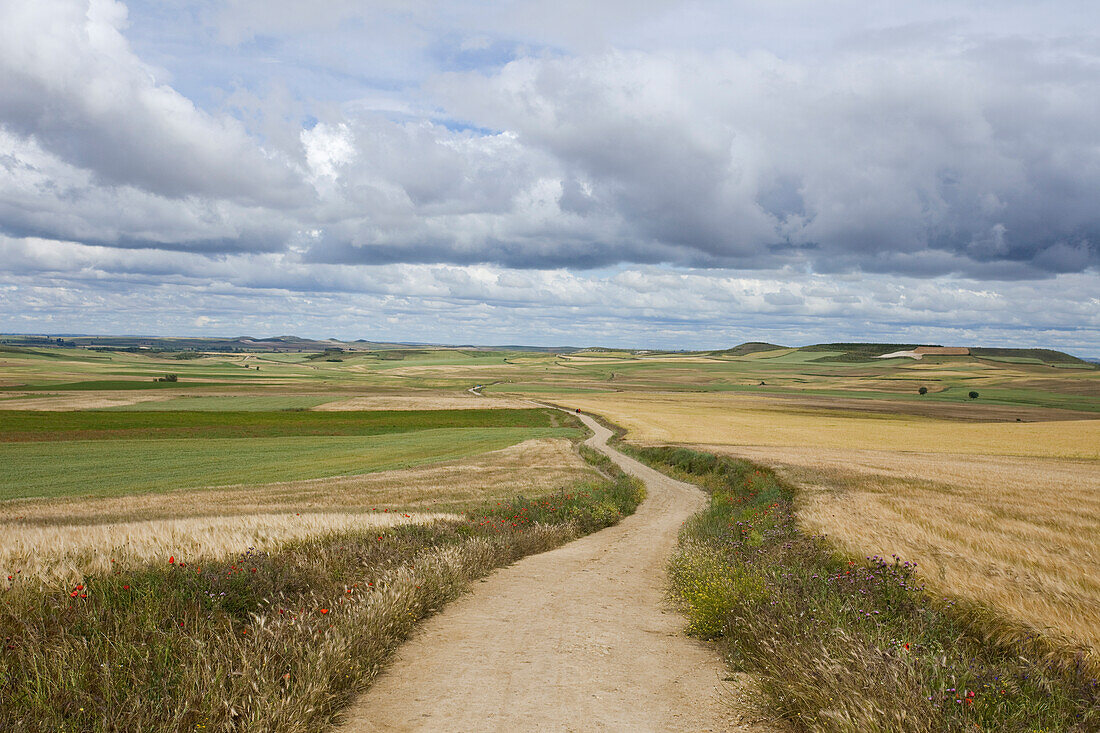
[{"left": 336, "top": 411, "right": 765, "bottom": 732}]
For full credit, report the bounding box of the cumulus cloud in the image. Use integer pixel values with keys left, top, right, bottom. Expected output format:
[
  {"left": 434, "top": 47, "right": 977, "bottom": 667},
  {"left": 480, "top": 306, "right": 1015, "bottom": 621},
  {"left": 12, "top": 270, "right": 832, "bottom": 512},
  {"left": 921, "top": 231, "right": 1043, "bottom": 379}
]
[
  {"left": 1, "top": 0, "right": 1099, "bottom": 352},
  {"left": 4, "top": 0, "right": 1100, "bottom": 278},
  {"left": 0, "top": 0, "right": 305, "bottom": 205},
  {"left": 3, "top": 236, "right": 1097, "bottom": 347},
  {"left": 433, "top": 43, "right": 1100, "bottom": 277}
]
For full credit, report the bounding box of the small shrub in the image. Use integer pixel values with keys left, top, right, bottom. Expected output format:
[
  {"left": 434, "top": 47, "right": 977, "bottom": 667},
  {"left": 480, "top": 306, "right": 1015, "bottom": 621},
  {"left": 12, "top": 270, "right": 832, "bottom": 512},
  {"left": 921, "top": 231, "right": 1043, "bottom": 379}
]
[
  {"left": 969, "top": 390, "right": 979, "bottom": 399},
  {"left": 918, "top": 386, "right": 928, "bottom": 395},
  {"left": 668, "top": 544, "right": 766, "bottom": 638}
]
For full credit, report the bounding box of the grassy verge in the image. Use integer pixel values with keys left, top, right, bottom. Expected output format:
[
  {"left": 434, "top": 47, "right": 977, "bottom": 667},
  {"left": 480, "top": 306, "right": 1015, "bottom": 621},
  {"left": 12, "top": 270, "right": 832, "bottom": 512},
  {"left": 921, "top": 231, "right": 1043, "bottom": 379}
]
[
  {"left": 627, "top": 445, "right": 1099, "bottom": 732},
  {"left": 0, "top": 458, "right": 643, "bottom": 732}
]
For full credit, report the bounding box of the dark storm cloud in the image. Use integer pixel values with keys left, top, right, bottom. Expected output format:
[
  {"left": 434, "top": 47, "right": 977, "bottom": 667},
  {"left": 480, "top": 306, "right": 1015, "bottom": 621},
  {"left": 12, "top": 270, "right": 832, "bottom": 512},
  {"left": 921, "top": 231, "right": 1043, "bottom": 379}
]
[{"left": 433, "top": 43, "right": 1100, "bottom": 278}]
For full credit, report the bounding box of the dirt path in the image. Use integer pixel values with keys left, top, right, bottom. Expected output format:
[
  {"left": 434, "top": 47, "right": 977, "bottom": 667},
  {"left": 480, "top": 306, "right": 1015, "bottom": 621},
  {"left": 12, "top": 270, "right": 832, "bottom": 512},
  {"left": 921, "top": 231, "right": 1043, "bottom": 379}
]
[{"left": 336, "top": 411, "right": 762, "bottom": 732}]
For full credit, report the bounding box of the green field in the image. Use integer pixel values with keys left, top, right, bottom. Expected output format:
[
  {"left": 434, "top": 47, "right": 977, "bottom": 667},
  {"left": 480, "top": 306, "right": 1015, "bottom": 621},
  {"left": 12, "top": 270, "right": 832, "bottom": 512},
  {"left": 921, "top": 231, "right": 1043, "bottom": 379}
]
[
  {"left": 0, "top": 379, "right": 241, "bottom": 391},
  {"left": 0, "top": 408, "right": 567, "bottom": 442},
  {"left": 2, "top": 342, "right": 1098, "bottom": 413},
  {"left": 0, "top": 427, "right": 577, "bottom": 500}
]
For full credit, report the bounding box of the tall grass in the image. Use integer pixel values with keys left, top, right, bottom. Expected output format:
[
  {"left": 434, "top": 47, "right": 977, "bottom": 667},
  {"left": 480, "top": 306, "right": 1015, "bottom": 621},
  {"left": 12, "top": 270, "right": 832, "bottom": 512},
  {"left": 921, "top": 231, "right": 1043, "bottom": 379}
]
[
  {"left": 629, "top": 445, "right": 1100, "bottom": 732},
  {"left": 0, "top": 473, "right": 643, "bottom": 731}
]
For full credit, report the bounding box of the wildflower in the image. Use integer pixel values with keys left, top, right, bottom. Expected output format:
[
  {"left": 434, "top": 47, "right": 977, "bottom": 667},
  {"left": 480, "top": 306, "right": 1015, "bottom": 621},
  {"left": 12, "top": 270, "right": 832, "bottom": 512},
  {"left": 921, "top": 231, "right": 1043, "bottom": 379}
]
[
  {"left": 320, "top": 608, "right": 329, "bottom": 614},
  {"left": 122, "top": 585, "right": 130, "bottom": 590},
  {"left": 169, "top": 556, "right": 175, "bottom": 565}
]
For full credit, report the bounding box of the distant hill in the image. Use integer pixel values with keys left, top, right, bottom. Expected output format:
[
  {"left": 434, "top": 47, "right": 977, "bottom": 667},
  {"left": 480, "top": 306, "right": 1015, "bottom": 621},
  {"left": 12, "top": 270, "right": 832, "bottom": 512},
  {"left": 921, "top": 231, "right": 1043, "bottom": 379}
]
[
  {"left": 712, "top": 342, "right": 787, "bottom": 356},
  {"left": 799, "top": 342, "right": 1093, "bottom": 367},
  {"left": 0, "top": 334, "right": 458, "bottom": 353},
  {"left": 0, "top": 334, "right": 577, "bottom": 355},
  {"left": 970, "top": 347, "right": 1093, "bottom": 365}
]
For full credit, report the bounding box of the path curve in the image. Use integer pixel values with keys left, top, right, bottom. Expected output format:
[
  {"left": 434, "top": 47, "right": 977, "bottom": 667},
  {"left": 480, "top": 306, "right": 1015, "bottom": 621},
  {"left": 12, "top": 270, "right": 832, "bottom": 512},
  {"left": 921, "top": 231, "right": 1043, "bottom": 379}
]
[{"left": 336, "top": 410, "right": 759, "bottom": 732}]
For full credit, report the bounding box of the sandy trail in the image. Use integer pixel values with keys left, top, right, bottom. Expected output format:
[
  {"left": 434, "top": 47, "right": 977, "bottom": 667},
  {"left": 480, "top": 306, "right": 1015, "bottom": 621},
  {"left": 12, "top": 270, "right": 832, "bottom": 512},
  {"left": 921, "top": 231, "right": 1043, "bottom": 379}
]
[{"left": 337, "top": 411, "right": 759, "bottom": 732}]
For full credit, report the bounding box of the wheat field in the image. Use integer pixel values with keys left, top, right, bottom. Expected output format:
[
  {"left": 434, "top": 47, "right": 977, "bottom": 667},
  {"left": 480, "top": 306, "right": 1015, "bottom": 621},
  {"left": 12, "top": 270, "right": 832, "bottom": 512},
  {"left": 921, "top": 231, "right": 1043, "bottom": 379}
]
[
  {"left": 723, "top": 445, "right": 1100, "bottom": 656},
  {"left": 565, "top": 391, "right": 1100, "bottom": 459},
  {"left": 563, "top": 391, "right": 1100, "bottom": 655}
]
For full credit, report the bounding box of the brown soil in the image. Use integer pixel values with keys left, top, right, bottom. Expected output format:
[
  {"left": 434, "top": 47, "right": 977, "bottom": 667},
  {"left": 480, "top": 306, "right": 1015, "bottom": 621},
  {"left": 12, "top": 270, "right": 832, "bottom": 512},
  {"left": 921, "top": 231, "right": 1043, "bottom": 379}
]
[
  {"left": 0, "top": 392, "right": 178, "bottom": 411},
  {"left": 335, "top": 412, "right": 767, "bottom": 732}
]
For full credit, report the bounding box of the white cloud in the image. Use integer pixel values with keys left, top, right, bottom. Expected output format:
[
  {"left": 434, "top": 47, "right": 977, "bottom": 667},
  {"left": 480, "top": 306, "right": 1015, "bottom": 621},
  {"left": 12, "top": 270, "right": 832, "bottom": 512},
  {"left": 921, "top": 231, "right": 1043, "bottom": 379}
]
[
  {"left": 1, "top": 0, "right": 1099, "bottom": 353},
  {"left": 2, "top": 235, "right": 1097, "bottom": 354},
  {"left": 0, "top": 0, "right": 305, "bottom": 204}
]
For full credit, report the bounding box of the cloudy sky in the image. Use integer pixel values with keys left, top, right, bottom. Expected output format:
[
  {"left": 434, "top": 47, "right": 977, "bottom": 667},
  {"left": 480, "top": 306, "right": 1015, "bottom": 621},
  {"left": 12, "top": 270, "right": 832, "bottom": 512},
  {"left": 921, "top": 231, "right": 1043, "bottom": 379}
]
[{"left": 2, "top": 0, "right": 1099, "bottom": 354}]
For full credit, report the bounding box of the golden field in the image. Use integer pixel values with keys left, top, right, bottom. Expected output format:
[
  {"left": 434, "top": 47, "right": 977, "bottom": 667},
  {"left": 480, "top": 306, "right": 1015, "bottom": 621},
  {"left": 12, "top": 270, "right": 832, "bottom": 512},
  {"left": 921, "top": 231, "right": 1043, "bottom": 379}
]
[
  {"left": 560, "top": 390, "right": 1100, "bottom": 654},
  {"left": 729, "top": 445, "right": 1100, "bottom": 655},
  {"left": 562, "top": 391, "right": 1100, "bottom": 459}
]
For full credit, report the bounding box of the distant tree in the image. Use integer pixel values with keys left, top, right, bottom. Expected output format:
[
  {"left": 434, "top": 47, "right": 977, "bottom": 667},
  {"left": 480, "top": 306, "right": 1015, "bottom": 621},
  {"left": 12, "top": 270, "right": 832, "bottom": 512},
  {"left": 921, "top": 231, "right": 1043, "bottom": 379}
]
[
  {"left": 918, "top": 386, "right": 928, "bottom": 395},
  {"left": 968, "top": 390, "right": 979, "bottom": 399}
]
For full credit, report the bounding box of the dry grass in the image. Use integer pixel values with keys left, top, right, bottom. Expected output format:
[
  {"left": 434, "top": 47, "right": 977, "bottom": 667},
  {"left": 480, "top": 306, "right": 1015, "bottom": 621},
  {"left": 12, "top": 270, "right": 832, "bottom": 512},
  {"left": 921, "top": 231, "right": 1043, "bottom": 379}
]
[
  {"left": 313, "top": 394, "right": 532, "bottom": 410},
  {"left": 569, "top": 391, "right": 1100, "bottom": 658},
  {"left": 1, "top": 522, "right": 578, "bottom": 732},
  {"left": 639, "top": 445, "right": 1099, "bottom": 731},
  {"left": 566, "top": 391, "right": 1100, "bottom": 458},
  {"left": 0, "top": 465, "right": 644, "bottom": 732},
  {"left": 705, "top": 442, "right": 1100, "bottom": 658},
  {"left": 1, "top": 511, "right": 457, "bottom": 586},
  {"left": 0, "top": 438, "right": 594, "bottom": 587},
  {"left": 0, "top": 391, "right": 178, "bottom": 410},
  {"left": 0, "top": 438, "right": 592, "bottom": 525},
  {"left": 775, "top": 452, "right": 1100, "bottom": 658}
]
